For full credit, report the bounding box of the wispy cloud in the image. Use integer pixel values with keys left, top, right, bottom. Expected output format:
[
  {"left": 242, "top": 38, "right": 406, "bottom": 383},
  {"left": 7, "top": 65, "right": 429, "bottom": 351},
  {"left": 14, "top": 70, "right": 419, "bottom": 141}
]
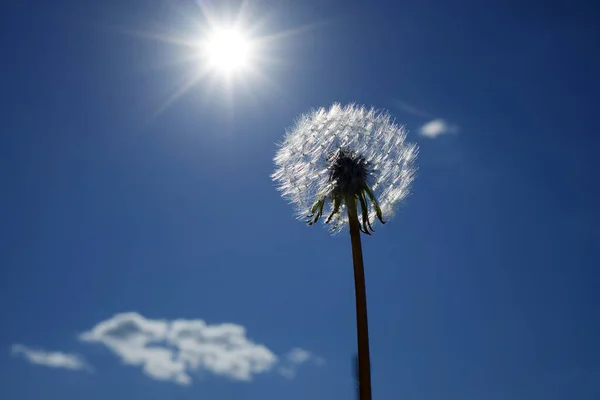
[
  {"left": 419, "top": 118, "right": 459, "bottom": 138},
  {"left": 395, "top": 100, "right": 434, "bottom": 119},
  {"left": 79, "top": 312, "right": 320, "bottom": 385},
  {"left": 278, "top": 348, "right": 325, "bottom": 379},
  {"left": 11, "top": 344, "right": 92, "bottom": 372}
]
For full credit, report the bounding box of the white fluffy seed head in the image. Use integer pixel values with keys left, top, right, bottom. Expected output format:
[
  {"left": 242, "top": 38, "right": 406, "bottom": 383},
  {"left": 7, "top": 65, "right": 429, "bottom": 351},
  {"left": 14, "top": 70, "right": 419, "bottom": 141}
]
[{"left": 272, "top": 103, "right": 418, "bottom": 234}]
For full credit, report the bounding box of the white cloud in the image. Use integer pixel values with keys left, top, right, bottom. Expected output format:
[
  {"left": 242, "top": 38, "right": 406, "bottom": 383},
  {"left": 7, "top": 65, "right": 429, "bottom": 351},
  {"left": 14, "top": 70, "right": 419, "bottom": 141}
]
[
  {"left": 278, "top": 348, "right": 324, "bottom": 379},
  {"left": 419, "top": 118, "right": 459, "bottom": 138},
  {"left": 11, "top": 313, "right": 322, "bottom": 385},
  {"left": 287, "top": 348, "right": 311, "bottom": 364},
  {"left": 79, "top": 312, "right": 309, "bottom": 385},
  {"left": 11, "top": 344, "right": 92, "bottom": 372},
  {"left": 395, "top": 100, "right": 459, "bottom": 139}
]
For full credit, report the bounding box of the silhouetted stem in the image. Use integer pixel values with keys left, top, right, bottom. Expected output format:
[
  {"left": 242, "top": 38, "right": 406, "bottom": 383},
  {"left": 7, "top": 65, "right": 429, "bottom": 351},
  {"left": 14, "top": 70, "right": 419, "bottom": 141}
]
[
  {"left": 353, "top": 353, "right": 360, "bottom": 400},
  {"left": 346, "top": 196, "right": 372, "bottom": 400}
]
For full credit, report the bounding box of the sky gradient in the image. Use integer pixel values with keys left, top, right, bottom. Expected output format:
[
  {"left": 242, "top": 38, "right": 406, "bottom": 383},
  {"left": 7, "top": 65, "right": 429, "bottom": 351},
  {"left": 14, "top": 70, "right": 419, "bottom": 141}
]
[{"left": 1, "top": 0, "right": 599, "bottom": 399}]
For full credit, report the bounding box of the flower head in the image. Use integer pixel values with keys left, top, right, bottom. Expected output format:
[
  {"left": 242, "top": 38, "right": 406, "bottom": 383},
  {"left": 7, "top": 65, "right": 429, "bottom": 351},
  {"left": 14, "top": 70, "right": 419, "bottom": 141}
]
[{"left": 273, "top": 103, "right": 418, "bottom": 234}]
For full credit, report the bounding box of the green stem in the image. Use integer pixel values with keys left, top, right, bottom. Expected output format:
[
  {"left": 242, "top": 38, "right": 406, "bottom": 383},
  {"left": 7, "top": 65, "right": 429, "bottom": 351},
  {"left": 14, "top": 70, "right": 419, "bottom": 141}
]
[{"left": 346, "top": 196, "right": 372, "bottom": 400}]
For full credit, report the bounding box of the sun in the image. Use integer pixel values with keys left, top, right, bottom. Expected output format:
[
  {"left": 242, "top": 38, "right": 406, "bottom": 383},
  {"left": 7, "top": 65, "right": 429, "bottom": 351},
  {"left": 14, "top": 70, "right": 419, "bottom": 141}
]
[
  {"left": 202, "top": 27, "right": 253, "bottom": 74},
  {"left": 125, "top": 1, "right": 315, "bottom": 116}
]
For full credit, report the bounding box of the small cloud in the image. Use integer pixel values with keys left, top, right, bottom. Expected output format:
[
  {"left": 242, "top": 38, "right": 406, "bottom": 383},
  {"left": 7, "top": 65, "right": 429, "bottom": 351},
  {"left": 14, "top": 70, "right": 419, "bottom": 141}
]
[
  {"left": 79, "top": 312, "right": 308, "bottom": 385},
  {"left": 419, "top": 118, "right": 459, "bottom": 138},
  {"left": 287, "top": 348, "right": 311, "bottom": 364},
  {"left": 11, "top": 344, "right": 92, "bottom": 372},
  {"left": 395, "top": 100, "right": 459, "bottom": 138},
  {"left": 278, "top": 348, "right": 324, "bottom": 379}
]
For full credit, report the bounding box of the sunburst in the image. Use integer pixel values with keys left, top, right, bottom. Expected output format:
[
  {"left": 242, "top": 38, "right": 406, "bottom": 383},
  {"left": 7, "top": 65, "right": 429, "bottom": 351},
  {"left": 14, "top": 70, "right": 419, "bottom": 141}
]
[{"left": 108, "top": 2, "right": 325, "bottom": 118}]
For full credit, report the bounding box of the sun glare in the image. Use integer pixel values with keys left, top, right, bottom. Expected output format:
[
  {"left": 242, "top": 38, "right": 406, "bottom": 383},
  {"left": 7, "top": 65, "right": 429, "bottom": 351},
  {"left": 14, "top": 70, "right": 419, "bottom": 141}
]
[
  {"left": 203, "top": 28, "right": 252, "bottom": 74},
  {"left": 131, "top": 1, "right": 314, "bottom": 116}
]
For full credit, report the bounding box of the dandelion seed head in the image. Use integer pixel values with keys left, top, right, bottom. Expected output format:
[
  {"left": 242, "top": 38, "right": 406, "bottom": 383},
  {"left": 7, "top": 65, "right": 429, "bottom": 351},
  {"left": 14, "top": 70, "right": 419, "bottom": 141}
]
[{"left": 272, "top": 103, "right": 418, "bottom": 234}]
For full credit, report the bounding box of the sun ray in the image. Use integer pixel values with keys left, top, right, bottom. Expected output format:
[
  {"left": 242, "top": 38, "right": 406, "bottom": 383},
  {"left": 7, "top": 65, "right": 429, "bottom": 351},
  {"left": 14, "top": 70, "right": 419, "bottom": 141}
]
[
  {"left": 96, "top": 1, "right": 328, "bottom": 122},
  {"left": 151, "top": 72, "right": 206, "bottom": 120}
]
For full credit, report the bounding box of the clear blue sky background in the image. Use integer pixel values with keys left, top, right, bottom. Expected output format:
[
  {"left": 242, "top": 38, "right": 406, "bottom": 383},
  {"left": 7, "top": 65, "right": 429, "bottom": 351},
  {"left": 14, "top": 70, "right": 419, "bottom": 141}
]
[{"left": 1, "top": 0, "right": 599, "bottom": 399}]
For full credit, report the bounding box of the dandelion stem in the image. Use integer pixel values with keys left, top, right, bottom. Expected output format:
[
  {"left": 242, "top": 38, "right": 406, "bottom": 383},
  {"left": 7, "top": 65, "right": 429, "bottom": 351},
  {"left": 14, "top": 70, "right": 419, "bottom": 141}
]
[{"left": 346, "top": 196, "right": 372, "bottom": 400}]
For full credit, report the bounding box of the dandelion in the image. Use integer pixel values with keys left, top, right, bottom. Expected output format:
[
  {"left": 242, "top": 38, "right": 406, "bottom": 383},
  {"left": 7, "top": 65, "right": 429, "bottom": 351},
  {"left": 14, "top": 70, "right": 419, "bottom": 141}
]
[{"left": 272, "top": 103, "right": 418, "bottom": 400}]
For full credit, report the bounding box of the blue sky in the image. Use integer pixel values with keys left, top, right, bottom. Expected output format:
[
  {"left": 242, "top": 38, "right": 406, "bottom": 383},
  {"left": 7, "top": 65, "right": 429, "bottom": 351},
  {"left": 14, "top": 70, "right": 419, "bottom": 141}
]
[{"left": 1, "top": 0, "right": 599, "bottom": 399}]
